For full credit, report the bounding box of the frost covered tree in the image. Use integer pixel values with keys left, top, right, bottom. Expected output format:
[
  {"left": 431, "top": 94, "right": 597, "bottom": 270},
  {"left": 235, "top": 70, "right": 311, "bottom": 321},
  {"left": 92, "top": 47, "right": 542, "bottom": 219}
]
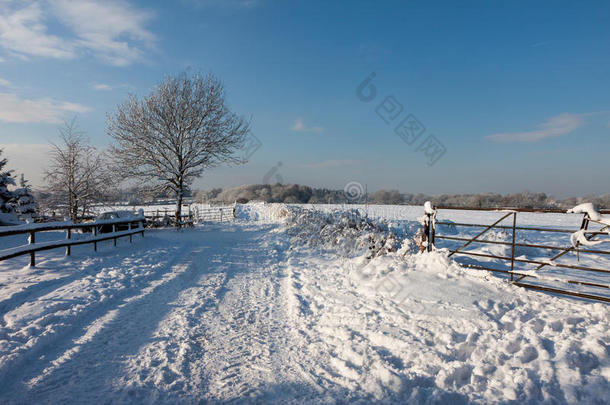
[
  {"left": 0, "top": 149, "right": 16, "bottom": 214},
  {"left": 107, "top": 71, "right": 250, "bottom": 227},
  {"left": 45, "top": 120, "right": 110, "bottom": 221},
  {"left": 12, "top": 174, "right": 39, "bottom": 219}
]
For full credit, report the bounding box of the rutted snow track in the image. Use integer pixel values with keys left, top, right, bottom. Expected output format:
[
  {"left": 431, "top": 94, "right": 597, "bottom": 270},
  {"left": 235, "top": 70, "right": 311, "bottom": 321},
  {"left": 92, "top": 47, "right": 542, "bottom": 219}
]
[
  {"left": 0, "top": 216, "right": 607, "bottom": 404},
  {"left": 0, "top": 223, "right": 296, "bottom": 404}
]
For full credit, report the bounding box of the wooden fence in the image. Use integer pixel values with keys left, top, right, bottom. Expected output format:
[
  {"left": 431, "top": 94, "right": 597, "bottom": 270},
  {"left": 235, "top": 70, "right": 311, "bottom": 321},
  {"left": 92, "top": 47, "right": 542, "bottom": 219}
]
[
  {"left": 0, "top": 216, "right": 145, "bottom": 267},
  {"left": 425, "top": 206, "right": 610, "bottom": 303}
]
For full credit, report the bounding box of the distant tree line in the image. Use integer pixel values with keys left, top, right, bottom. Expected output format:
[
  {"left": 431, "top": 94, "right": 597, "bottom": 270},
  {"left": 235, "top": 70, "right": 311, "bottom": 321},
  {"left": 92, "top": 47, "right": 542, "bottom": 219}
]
[{"left": 190, "top": 183, "right": 610, "bottom": 209}]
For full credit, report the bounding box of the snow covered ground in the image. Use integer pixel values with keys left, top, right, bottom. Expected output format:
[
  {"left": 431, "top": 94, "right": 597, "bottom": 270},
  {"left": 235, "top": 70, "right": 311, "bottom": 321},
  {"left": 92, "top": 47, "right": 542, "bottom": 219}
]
[
  {"left": 0, "top": 203, "right": 607, "bottom": 403},
  {"left": 295, "top": 203, "right": 610, "bottom": 301}
]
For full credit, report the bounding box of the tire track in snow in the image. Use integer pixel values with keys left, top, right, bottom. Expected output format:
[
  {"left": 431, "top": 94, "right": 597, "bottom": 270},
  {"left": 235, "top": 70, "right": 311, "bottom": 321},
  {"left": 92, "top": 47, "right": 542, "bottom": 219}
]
[
  {"left": 115, "top": 224, "right": 296, "bottom": 403},
  {"left": 1, "top": 241, "right": 214, "bottom": 403},
  {"left": 0, "top": 240, "right": 145, "bottom": 320},
  {"left": 121, "top": 228, "right": 290, "bottom": 403},
  {"left": 0, "top": 235, "right": 202, "bottom": 400},
  {"left": 0, "top": 225, "right": 289, "bottom": 404}
]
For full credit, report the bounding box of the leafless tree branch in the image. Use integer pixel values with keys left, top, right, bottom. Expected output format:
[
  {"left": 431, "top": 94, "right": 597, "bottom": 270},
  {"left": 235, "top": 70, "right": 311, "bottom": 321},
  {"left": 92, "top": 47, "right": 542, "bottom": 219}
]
[{"left": 107, "top": 71, "right": 250, "bottom": 226}]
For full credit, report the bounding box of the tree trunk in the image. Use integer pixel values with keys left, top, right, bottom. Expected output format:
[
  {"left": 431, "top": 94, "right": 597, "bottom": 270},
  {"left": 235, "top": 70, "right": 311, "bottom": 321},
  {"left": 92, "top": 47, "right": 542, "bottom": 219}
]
[
  {"left": 175, "top": 188, "right": 183, "bottom": 228},
  {"left": 71, "top": 193, "right": 78, "bottom": 222}
]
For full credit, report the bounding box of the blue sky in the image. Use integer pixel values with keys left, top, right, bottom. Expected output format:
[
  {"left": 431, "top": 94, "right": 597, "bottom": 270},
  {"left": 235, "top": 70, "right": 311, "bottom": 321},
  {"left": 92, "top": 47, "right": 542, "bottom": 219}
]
[{"left": 0, "top": 0, "right": 609, "bottom": 197}]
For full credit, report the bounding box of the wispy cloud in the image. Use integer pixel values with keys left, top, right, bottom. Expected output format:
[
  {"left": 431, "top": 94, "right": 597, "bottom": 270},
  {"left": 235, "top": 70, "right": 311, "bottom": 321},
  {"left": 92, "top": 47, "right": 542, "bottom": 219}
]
[
  {"left": 93, "top": 83, "right": 112, "bottom": 91},
  {"left": 0, "top": 0, "right": 155, "bottom": 66},
  {"left": 300, "top": 159, "right": 358, "bottom": 169},
  {"left": 92, "top": 83, "right": 132, "bottom": 91},
  {"left": 486, "top": 113, "right": 588, "bottom": 142},
  {"left": 52, "top": 0, "right": 156, "bottom": 66},
  {"left": 0, "top": 92, "right": 90, "bottom": 123},
  {"left": 291, "top": 117, "right": 323, "bottom": 133},
  {"left": 0, "top": 78, "right": 11, "bottom": 87},
  {"left": 0, "top": 2, "right": 75, "bottom": 59}
]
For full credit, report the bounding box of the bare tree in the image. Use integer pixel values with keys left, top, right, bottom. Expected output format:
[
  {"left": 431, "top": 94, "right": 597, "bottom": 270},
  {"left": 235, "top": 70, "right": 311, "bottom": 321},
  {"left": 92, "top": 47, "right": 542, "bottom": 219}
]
[
  {"left": 45, "top": 119, "right": 109, "bottom": 221},
  {"left": 107, "top": 71, "right": 250, "bottom": 227}
]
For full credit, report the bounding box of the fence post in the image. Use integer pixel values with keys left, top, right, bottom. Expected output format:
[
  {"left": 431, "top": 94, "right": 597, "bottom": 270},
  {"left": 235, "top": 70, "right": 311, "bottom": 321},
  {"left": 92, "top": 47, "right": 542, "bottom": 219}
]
[
  {"left": 425, "top": 212, "right": 433, "bottom": 252},
  {"left": 577, "top": 214, "right": 589, "bottom": 262},
  {"left": 29, "top": 231, "right": 36, "bottom": 267},
  {"left": 129, "top": 222, "right": 132, "bottom": 243},
  {"left": 429, "top": 212, "right": 435, "bottom": 251},
  {"left": 93, "top": 226, "right": 98, "bottom": 252},
  {"left": 113, "top": 224, "right": 117, "bottom": 247},
  {"left": 510, "top": 212, "right": 517, "bottom": 281},
  {"left": 220, "top": 208, "right": 223, "bottom": 222},
  {"left": 66, "top": 228, "right": 71, "bottom": 256}
]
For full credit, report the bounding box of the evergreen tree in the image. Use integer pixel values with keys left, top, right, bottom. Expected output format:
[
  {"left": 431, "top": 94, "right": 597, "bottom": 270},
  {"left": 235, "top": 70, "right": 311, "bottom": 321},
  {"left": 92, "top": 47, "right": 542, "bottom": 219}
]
[
  {"left": 0, "top": 149, "right": 16, "bottom": 213},
  {"left": 12, "top": 174, "right": 39, "bottom": 218}
]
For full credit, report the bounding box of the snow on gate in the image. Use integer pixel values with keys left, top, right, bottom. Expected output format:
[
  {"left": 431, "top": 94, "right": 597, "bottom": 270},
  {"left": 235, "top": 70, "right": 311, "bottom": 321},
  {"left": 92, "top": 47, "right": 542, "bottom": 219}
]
[{"left": 426, "top": 204, "right": 610, "bottom": 303}]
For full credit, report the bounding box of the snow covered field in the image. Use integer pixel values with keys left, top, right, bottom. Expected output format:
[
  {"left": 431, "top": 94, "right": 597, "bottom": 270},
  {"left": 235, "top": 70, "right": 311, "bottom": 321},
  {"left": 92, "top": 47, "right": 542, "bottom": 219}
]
[
  {"left": 295, "top": 203, "right": 610, "bottom": 301},
  {"left": 0, "top": 203, "right": 608, "bottom": 403}
]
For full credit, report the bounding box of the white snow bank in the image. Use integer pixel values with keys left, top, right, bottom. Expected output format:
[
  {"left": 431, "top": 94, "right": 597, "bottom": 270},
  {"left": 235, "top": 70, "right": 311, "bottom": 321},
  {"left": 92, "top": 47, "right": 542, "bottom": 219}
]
[
  {"left": 235, "top": 202, "right": 291, "bottom": 223},
  {"left": 283, "top": 206, "right": 419, "bottom": 260},
  {"left": 283, "top": 235, "right": 609, "bottom": 403}
]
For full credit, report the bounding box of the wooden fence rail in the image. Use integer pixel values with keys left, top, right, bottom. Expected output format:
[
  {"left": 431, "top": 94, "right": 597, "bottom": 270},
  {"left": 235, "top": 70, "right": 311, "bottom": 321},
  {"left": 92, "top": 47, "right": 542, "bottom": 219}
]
[{"left": 0, "top": 216, "right": 145, "bottom": 267}]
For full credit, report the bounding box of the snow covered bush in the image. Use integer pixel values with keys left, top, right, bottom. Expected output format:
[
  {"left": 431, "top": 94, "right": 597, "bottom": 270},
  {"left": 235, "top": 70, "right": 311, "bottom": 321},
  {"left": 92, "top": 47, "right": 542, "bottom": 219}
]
[
  {"left": 284, "top": 206, "right": 419, "bottom": 259},
  {"left": 11, "top": 174, "right": 39, "bottom": 220}
]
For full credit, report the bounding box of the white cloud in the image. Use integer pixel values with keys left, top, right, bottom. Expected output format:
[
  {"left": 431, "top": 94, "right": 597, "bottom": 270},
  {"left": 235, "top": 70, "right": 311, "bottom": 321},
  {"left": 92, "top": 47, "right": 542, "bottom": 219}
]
[
  {"left": 291, "top": 117, "right": 323, "bottom": 133},
  {"left": 92, "top": 82, "right": 133, "bottom": 91},
  {"left": 51, "top": 0, "right": 155, "bottom": 66},
  {"left": 0, "top": 92, "right": 90, "bottom": 123},
  {"left": 0, "top": 78, "right": 11, "bottom": 87},
  {"left": 486, "top": 113, "right": 587, "bottom": 142},
  {"left": 93, "top": 83, "right": 112, "bottom": 91},
  {"left": 0, "top": 2, "right": 76, "bottom": 59},
  {"left": 0, "top": 0, "right": 155, "bottom": 66},
  {"left": 0, "top": 143, "right": 51, "bottom": 187}
]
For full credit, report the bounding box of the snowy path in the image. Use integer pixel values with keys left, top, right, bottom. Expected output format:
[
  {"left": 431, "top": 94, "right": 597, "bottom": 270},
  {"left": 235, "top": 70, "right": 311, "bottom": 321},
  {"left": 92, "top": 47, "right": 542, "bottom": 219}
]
[
  {"left": 0, "top": 224, "right": 294, "bottom": 403},
  {"left": 0, "top": 221, "right": 607, "bottom": 404}
]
